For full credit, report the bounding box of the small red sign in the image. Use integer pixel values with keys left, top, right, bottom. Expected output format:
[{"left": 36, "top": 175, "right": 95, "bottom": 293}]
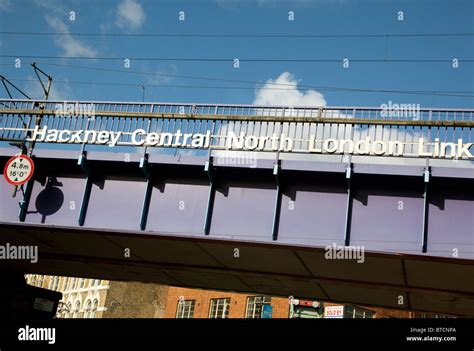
[{"left": 3, "top": 154, "right": 35, "bottom": 186}]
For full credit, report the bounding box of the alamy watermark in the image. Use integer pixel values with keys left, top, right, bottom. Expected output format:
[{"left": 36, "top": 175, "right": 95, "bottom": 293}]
[
  {"left": 215, "top": 151, "right": 258, "bottom": 168},
  {"left": 324, "top": 243, "right": 365, "bottom": 263},
  {"left": 0, "top": 243, "right": 38, "bottom": 263},
  {"left": 380, "top": 101, "right": 421, "bottom": 120},
  {"left": 18, "top": 326, "right": 55, "bottom": 344},
  {"left": 54, "top": 102, "right": 95, "bottom": 118}
]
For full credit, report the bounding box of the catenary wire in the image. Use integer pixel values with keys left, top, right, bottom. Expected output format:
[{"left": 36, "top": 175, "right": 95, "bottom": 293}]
[{"left": 5, "top": 78, "right": 474, "bottom": 98}]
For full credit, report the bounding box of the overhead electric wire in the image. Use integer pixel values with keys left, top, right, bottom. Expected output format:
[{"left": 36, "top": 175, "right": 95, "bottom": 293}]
[
  {"left": 37, "top": 62, "right": 474, "bottom": 96},
  {"left": 1, "top": 55, "right": 472, "bottom": 63},
  {"left": 1, "top": 31, "right": 473, "bottom": 38},
  {"left": 38, "top": 63, "right": 472, "bottom": 94},
  {"left": 6, "top": 77, "right": 474, "bottom": 98}
]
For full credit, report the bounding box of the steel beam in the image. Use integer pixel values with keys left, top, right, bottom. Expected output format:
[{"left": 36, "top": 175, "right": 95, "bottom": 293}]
[
  {"left": 77, "top": 152, "right": 92, "bottom": 226},
  {"left": 421, "top": 168, "right": 431, "bottom": 253},
  {"left": 272, "top": 160, "right": 282, "bottom": 241},
  {"left": 139, "top": 155, "right": 152, "bottom": 231},
  {"left": 344, "top": 165, "right": 353, "bottom": 246},
  {"left": 204, "top": 158, "right": 215, "bottom": 235},
  {"left": 1, "top": 108, "right": 473, "bottom": 127},
  {"left": 18, "top": 178, "right": 34, "bottom": 222}
]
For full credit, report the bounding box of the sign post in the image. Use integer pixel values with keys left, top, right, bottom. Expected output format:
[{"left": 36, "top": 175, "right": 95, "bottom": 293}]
[{"left": 3, "top": 154, "right": 35, "bottom": 186}]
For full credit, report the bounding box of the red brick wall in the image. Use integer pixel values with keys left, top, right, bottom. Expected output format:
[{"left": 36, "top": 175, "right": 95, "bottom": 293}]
[
  {"left": 165, "top": 287, "right": 419, "bottom": 319},
  {"left": 165, "top": 287, "right": 289, "bottom": 318}
]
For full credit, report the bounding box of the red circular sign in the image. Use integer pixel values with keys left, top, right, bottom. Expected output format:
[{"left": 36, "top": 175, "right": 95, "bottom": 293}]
[{"left": 3, "top": 154, "right": 35, "bottom": 186}]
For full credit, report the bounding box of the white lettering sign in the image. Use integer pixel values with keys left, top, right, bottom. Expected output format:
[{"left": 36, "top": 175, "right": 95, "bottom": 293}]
[{"left": 25, "top": 126, "right": 474, "bottom": 159}]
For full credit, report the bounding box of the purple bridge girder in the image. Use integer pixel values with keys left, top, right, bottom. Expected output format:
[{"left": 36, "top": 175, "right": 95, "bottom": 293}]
[{"left": 0, "top": 147, "right": 473, "bottom": 316}]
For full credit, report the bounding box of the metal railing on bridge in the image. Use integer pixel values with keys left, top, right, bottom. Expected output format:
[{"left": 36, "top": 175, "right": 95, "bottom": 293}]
[{"left": 0, "top": 99, "right": 473, "bottom": 156}]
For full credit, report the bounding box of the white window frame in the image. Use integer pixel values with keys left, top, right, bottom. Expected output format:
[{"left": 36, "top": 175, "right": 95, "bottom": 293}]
[
  {"left": 64, "top": 277, "right": 70, "bottom": 291},
  {"left": 245, "top": 296, "right": 272, "bottom": 319},
  {"left": 209, "top": 298, "right": 230, "bottom": 319},
  {"left": 344, "top": 306, "right": 374, "bottom": 319},
  {"left": 176, "top": 300, "right": 195, "bottom": 319},
  {"left": 49, "top": 276, "right": 60, "bottom": 291}
]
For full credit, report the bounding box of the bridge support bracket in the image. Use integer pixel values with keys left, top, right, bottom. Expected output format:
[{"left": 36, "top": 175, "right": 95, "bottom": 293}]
[
  {"left": 140, "top": 155, "right": 151, "bottom": 179},
  {"left": 272, "top": 160, "right": 282, "bottom": 241},
  {"left": 421, "top": 167, "right": 431, "bottom": 253},
  {"left": 18, "top": 178, "right": 34, "bottom": 222},
  {"left": 78, "top": 151, "right": 92, "bottom": 226},
  {"left": 78, "top": 152, "right": 89, "bottom": 176},
  {"left": 204, "top": 157, "right": 216, "bottom": 235},
  {"left": 344, "top": 164, "right": 353, "bottom": 247},
  {"left": 139, "top": 155, "right": 153, "bottom": 231}
]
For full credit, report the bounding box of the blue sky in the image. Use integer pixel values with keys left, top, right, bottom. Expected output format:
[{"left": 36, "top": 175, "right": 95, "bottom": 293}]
[{"left": 0, "top": 0, "right": 473, "bottom": 108}]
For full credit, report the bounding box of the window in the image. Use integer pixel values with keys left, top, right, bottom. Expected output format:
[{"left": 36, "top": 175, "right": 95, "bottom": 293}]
[
  {"left": 71, "top": 278, "right": 77, "bottom": 290},
  {"left": 50, "top": 276, "right": 60, "bottom": 291},
  {"left": 246, "top": 296, "right": 272, "bottom": 318},
  {"left": 37, "top": 275, "right": 44, "bottom": 288},
  {"left": 344, "top": 306, "right": 374, "bottom": 319},
  {"left": 79, "top": 278, "right": 85, "bottom": 289},
  {"left": 73, "top": 301, "right": 81, "bottom": 318},
  {"left": 176, "top": 300, "right": 195, "bottom": 318},
  {"left": 63, "top": 277, "right": 69, "bottom": 291},
  {"left": 91, "top": 279, "right": 101, "bottom": 287},
  {"left": 91, "top": 299, "right": 98, "bottom": 318},
  {"left": 209, "top": 298, "right": 230, "bottom": 319},
  {"left": 84, "top": 300, "right": 92, "bottom": 318}
]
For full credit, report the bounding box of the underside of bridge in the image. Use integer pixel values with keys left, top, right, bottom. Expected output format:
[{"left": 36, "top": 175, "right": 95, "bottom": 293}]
[
  {"left": 1, "top": 147, "right": 473, "bottom": 317},
  {"left": 1, "top": 224, "right": 474, "bottom": 317}
]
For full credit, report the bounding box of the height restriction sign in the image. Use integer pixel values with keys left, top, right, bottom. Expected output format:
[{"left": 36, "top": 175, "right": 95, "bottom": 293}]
[{"left": 3, "top": 154, "right": 35, "bottom": 186}]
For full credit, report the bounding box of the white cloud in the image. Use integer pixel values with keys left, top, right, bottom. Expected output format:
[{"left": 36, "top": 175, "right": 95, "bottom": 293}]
[
  {"left": 33, "top": 0, "right": 64, "bottom": 11},
  {"left": 0, "top": 0, "right": 12, "bottom": 12},
  {"left": 253, "top": 72, "right": 327, "bottom": 107},
  {"left": 250, "top": 72, "right": 424, "bottom": 146},
  {"left": 33, "top": 0, "right": 97, "bottom": 58},
  {"left": 116, "top": 0, "right": 146, "bottom": 29},
  {"left": 45, "top": 15, "right": 98, "bottom": 57}
]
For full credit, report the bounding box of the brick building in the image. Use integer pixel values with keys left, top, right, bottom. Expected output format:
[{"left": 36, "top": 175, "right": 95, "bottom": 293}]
[
  {"left": 164, "top": 286, "right": 289, "bottom": 318},
  {"left": 163, "top": 287, "right": 425, "bottom": 319},
  {"left": 26, "top": 275, "right": 454, "bottom": 319}
]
